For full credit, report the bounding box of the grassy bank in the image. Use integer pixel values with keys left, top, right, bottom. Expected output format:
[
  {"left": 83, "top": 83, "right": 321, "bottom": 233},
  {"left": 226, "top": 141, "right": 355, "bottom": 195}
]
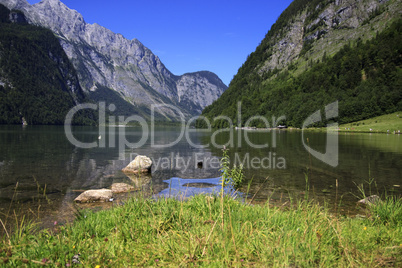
[
  {"left": 338, "top": 112, "right": 402, "bottom": 133},
  {"left": 1, "top": 193, "right": 401, "bottom": 267},
  {"left": 303, "top": 112, "right": 402, "bottom": 133}
]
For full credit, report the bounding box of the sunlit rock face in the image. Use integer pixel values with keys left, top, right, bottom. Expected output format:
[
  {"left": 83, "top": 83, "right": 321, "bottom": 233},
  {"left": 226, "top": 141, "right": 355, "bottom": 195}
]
[{"left": 257, "top": 0, "right": 394, "bottom": 74}]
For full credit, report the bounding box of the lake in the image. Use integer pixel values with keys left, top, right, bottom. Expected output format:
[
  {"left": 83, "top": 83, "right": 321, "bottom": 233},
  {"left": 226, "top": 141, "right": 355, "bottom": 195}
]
[{"left": 0, "top": 125, "right": 401, "bottom": 231}]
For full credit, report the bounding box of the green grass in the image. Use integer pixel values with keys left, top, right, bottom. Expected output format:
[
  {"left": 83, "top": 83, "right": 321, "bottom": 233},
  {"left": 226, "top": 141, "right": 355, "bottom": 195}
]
[
  {"left": 1, "top": 194, "right": 401, "bottom": 267},
  {"left": 306, "top": 111, "right": 402, "bottom": 133},
  {"left": 339, "top": 112, "right": 402, "bottom": 133}
]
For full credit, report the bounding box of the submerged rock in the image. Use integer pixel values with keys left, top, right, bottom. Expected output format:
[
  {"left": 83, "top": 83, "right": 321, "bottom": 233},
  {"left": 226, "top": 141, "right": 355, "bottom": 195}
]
[
  {"left": 111, "top": 183, "right": 136, "bottom": 194},
  {"left": 74, "top": 189, "right": 113, "bottom": 203},
  {"left": 182, "top": 183, "right": 218, "bottom": 188},
  {"left": 122, "top": 155, "right": 152, "bottom": 174},
  {"left": 358, "top": 195, "right": 382, "bottom": 206}
]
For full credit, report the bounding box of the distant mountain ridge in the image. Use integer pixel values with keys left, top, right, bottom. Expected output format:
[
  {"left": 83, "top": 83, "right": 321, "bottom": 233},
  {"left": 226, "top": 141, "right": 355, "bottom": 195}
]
[{"left": 0, "top": 0, "right": 227, "bottom": 120}]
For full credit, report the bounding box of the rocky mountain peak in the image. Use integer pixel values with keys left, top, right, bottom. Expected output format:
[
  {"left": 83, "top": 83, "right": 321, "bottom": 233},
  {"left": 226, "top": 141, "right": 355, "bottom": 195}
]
[
  {"left": 31, "top": 0, "right": 86, "bottom": 40},
  {"left": 3, "top": 0, "right": 28, "bottom": 10},
  {"left": 0, "top": 0, "right": 227, "bottom": 120}
]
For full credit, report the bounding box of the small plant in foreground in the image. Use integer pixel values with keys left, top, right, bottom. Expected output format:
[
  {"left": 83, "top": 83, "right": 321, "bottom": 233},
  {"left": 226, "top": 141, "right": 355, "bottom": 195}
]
[{"left": 219, "top": 147, "right": 244, "bottom": 191}]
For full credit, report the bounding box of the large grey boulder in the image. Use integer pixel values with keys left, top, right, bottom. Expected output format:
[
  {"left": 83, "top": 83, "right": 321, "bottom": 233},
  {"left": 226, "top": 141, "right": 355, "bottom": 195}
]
[
  {"left": 122, "top": 155, "right": 152, "bottom": 174},
  {"left": 74, "top": 189, "right": 113, "bottom": 203}
]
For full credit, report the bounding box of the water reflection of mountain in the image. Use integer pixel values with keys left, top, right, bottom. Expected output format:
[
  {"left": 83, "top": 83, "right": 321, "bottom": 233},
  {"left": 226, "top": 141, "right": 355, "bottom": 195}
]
[
  {"left": 1, "top": 126, "right": 401, "bottom": 230},
  {"left": 0, "top": 126, "right": 222, "bottom": 218}
]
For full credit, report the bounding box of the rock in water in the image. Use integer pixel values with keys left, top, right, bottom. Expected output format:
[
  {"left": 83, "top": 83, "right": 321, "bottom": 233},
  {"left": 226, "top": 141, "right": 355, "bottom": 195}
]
[
  {"left": 358, "top": 195, "right": 382, "bottom": 206},
  {"left": 122, "top": 155, "right": 152, "bottom": 174},
  {"left": 74, "top": 189, "right": 113, "bottom": 203},
  {"left": 111, "top": 183, "right": 136, "bottom": 194}
]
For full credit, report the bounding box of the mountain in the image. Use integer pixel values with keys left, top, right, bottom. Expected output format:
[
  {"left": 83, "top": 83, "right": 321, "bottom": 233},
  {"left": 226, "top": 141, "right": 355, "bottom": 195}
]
[
  {"left": 0, "top": 4, "right": 95, "bottom": 125},
  {"left": 197, "top": 0, "right": 402, "bottom": 128},
  {"left": 0, "top": 0, "right": 227, "bottom": 121}
]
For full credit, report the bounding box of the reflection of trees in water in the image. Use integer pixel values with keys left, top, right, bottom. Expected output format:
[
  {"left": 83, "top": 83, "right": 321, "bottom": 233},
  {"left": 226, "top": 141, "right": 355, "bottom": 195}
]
[
  {"left": 0, "top": 126, "right": 124, "bottom": 227},
  {"left": 0, "top": 127, "right": 224, "bottom": 225}
]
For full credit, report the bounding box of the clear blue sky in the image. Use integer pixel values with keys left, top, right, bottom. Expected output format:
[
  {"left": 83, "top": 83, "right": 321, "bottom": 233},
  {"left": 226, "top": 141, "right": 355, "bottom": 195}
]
[{"left": 27, "top": 0, "right": 293, "bottom": 86}]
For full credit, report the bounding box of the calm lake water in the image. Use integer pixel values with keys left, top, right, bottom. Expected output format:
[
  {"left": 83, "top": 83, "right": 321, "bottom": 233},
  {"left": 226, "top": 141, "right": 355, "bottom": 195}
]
[{"left": 0, "top": 125, "right": 401, "bottom": 230}]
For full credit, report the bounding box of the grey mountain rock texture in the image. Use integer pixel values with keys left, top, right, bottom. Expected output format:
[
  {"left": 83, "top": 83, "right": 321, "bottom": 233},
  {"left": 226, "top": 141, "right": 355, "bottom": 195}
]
[
  {"left": 258, "top": 0, "right": 400, "bottom": 74},
  {"left": 0, "top": 0, "right": 227, "bottom": 120}
]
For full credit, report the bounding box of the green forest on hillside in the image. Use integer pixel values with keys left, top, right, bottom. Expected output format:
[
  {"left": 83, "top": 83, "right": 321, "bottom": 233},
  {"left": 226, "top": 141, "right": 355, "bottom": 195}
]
[
  {"left": 0, "top": 4, "right": 95, "bottom": 125},
  {"left": 197, "top": 19, "right": 402, "bottom": 128}
]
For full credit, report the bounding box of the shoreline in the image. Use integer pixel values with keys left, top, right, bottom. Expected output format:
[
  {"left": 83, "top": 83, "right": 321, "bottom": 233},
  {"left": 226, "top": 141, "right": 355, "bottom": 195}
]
[
  {"left": 233, "top": 126, "right": 402, "bottom": 134},
  {"left": 203, "top": 111, "right": 402, "bottom": 134}
]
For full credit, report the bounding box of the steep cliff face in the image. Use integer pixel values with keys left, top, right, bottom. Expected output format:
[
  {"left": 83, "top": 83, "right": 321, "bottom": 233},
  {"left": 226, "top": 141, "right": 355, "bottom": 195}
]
[
  {"left": 0, "top": 0, "right": 227, "bottom": 120},
  {"left": 176, "top": 71, "right": 228, "bottom": 114}
]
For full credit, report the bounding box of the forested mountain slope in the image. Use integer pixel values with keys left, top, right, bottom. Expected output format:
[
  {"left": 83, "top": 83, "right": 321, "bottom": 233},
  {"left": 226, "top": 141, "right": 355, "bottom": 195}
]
[
  {"left": 198, "top": 0, "right": 402, "bottom": 128},
  {"left": 0, "top": 4, "right": 95, "bottom": 125}
]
